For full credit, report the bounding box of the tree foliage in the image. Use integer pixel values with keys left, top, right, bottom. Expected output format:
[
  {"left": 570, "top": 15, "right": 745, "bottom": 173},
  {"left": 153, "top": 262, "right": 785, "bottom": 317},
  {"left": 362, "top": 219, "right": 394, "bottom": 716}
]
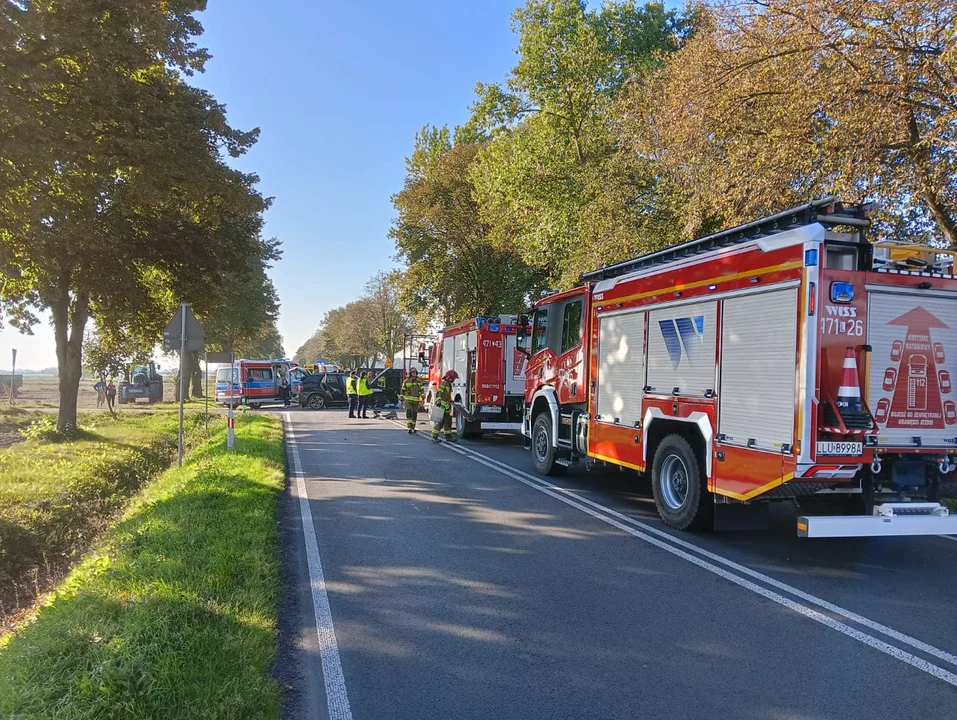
[
  {"left": 295, "top": 273, "right": 412, "bottom": 368},
  {"left": 0, "top": 0, "right": 275, "bottom": 429},
  {"left": 624, "top": 0, "right": 957, "bottom": 246},
  {"left": 391, "top": 127, "right": 543, "bottom": 326},
  {"left": 464, "top": 0, "right": 695, "bottom": 286}
]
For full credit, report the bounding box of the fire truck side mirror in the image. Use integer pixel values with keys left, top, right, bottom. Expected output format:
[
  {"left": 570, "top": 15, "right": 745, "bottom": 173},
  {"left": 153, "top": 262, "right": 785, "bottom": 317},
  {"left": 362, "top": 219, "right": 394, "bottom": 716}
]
[{"left": 418, "top": 351, "right": 427, "bottom": 365}]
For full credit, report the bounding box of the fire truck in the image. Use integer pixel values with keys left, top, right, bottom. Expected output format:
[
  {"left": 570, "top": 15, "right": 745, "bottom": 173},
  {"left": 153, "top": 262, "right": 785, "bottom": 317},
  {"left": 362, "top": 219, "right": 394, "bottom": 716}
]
[
  {"left": 214, "top": 358, "right": 304, "bottom": 409},
  {"left": 520, "top": 198, "right": 957, "bottom": 537},
  {"left": 426, "top": 316, "right": 529, "bottom": 438}
]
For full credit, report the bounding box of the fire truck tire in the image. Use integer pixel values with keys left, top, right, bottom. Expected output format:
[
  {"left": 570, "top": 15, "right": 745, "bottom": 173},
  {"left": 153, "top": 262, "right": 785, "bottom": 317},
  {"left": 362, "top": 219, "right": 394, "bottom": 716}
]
[
  {"left": 532, "top": 413, "right": 564, "bottom": 476},
  {"left": 651, "top": 434, "right": 711, "bottom": 530},
  {"left": 456, "top": 412, "right": 482, "bottom": 440}
]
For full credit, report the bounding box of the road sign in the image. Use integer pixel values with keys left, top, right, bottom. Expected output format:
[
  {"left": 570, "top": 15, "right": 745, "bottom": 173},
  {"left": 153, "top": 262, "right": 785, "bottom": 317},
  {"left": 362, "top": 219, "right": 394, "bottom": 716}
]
[
  {"left": 385, "top": 358, "right": 393, "bottom": 368},
  {"left": 163, "top": 304, "right": 205, "bottom": 352},
  {"left": 206, "top": 351, "right": 234, "bottom": 364}
]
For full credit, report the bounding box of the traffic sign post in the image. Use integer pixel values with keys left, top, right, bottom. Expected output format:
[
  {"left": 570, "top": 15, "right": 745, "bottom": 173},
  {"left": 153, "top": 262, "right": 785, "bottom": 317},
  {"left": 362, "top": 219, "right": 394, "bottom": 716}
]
[
  {"left": 164, "top": 303, "right": 205, "bottom": 467},
  {"left": 207, "top": 350, "right": 235, "bottom": 450}
]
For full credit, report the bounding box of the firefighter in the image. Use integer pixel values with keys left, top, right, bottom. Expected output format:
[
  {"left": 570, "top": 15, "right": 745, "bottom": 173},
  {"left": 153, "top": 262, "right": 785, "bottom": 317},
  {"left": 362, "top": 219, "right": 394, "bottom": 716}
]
[
  {"left": 345, "top": 370, "right": 358, "bottom": 418},
  {"left": 357, "top": 371, "right": 374, "bottom": 418},
  {"left": 431, "top": 370, "right": 458, "bottom": 443},
  {"left": 400, "top": 368, "right": 423, "bottom": 434}
]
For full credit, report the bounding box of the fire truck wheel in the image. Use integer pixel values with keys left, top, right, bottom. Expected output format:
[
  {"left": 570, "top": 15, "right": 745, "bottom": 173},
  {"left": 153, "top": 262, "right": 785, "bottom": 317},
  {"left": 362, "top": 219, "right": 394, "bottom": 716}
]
[
  {"left": 532, "top": 413, "right": 564, "bottom": 476},
  {"left": 456, "top": 411, "right": 483, "bottom": 440},
  {"left": 651, "top": 434, "right": 710, "bottom": 530}
]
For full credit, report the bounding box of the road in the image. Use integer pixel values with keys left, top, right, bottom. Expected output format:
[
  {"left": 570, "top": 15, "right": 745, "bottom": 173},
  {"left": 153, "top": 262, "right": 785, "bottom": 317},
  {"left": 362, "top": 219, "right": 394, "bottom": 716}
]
[{"left": 280, "top": 408, "right": 957, "bottom": 720}]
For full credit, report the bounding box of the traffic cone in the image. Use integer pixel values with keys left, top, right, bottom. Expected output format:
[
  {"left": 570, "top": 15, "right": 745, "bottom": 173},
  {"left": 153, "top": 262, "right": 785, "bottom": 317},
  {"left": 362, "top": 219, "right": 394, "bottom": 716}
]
[{"left": 834, "top": 347, "right": 871, "bottom": 429}]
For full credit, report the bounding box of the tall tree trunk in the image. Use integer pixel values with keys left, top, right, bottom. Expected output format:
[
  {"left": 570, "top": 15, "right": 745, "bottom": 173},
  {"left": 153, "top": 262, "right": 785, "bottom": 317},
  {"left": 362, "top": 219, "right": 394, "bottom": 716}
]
[
  {"left": 907, "top": 110, "right": 957, "bottom": 247},
  {"left": 51, "top": 282, "right": 90, "bottom": 433},
  {"left": 189, "top": 350, "right": 204, "bottom": 398}
]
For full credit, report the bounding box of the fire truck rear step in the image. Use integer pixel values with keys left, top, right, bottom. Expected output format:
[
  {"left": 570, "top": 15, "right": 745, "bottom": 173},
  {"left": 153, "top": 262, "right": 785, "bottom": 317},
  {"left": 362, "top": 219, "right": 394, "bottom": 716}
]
[{"left": 798, "top": 503, "right": 957, "bottom": 538}]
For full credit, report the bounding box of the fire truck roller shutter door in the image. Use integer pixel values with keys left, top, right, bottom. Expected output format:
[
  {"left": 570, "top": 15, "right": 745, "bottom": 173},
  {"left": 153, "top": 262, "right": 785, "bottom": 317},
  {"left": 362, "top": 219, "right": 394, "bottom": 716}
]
[
  {"left": 597, "top": 311, "right": 647, "bottom": 426},
  {"left": 866, "top": 288, "right": 957, "bottom": 447},
  {"left": 718, "top": 286, "right": 799, "bottom": 451},
  {"left": 647, "top": 300, "right": 718, "bottom": 397},
  {"left": 442, "top": 336, "right": 456, "bottom": 376}
]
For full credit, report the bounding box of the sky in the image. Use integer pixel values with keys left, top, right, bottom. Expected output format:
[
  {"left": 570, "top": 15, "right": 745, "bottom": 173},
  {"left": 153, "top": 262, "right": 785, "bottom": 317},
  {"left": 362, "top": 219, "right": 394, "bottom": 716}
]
[{"left": 0, "top": 0, "right": 679, "bottom": 371}]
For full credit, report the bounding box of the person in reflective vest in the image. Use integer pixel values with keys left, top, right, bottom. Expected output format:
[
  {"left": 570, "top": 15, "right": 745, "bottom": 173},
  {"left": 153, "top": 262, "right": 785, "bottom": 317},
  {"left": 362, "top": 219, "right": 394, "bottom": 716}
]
[
  {"left": 431, "top": 370, "right": 458, "bottom": 443},
  {"left": 345, "top": 371, "right": 358, "bottom": 418},
  {"left": 400, "top": 368, "right": 423, "bottom": 434},
  {"left": 357, "top": 371, "right": 374, "bottom": 419}
]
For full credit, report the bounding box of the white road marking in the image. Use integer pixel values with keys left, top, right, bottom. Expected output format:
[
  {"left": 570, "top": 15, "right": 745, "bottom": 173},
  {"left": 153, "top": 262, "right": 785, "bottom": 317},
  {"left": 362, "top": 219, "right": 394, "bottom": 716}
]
[
  {"left": 432, "top": 439, "right": 957, "bottom": 688},
  {"left": 941, "top": 535, "right": 957, "bottom": 544},
  {"left": 285, "top": 414, "right": 353, "bottom": 720},
  {"left": 451, "top": 443, "right": 957, "bottom": 669}
]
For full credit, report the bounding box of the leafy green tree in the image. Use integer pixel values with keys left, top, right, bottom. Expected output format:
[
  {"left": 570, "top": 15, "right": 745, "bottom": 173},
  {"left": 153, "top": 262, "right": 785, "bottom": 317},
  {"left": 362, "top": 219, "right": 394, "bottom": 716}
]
[
  {"left": 364, "top": 271, "right": 414, "bottom": 362},
  {"left": 0, "top": 0, "right": 267, "bottom": 431},
  {"left": 465, "top": 0, "right": 694, "bottom": 286},
  {"left": 391, "top": 126, "right": 543, "bottom": 326}
]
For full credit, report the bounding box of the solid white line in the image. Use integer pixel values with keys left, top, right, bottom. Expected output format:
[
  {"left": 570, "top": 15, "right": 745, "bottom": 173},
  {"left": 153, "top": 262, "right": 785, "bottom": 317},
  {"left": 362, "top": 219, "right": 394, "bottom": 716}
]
[
  {"left": 451, "top": 444, "right": 957, "bottom": 669},
  {"left": 439, "top": 441, "right": 957, "bottom": 688},
  {"left": 285, "top": 414, "right": 353, "bottom": 720},
  {"left": 941, "top": 535, "right": 957, "bottom": 544}
]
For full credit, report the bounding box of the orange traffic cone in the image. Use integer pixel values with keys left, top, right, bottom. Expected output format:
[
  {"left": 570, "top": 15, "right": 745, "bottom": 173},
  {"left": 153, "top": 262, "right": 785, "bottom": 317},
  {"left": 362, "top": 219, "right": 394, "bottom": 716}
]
[{"left": 835, "top": 347, "right": 871, "bottom": 429}]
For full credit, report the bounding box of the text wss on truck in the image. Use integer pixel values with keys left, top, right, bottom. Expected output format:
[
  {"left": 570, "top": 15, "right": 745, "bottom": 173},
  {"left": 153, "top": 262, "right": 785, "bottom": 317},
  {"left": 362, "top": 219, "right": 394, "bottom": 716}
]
[
  {"left": 214, "top": 359, "right": 305, "bottom": 409},
  {"left": 425, "top": 316, "right": 529, "bottom": 439},
  {"left": 519, "top": 198, "right": 957, "bottom": 538}
]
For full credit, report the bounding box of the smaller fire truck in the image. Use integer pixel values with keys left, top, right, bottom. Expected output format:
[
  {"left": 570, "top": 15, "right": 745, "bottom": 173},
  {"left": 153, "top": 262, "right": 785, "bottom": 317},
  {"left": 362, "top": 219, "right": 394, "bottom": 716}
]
[
  {"left": 214, "top": 359, "right": 304, "bottom": 409},
  {"left": 426, "top": 316, "right": 529, "bottom": 438},
  {"left": 520, "top": 198, "right": 957, "bottom": 537}
]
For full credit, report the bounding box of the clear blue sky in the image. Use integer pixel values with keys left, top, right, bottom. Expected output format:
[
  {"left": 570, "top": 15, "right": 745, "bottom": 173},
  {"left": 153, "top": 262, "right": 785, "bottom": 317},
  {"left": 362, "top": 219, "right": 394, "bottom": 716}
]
[{"left": 0, "top": 0, "right": 678, "bottom": 370}]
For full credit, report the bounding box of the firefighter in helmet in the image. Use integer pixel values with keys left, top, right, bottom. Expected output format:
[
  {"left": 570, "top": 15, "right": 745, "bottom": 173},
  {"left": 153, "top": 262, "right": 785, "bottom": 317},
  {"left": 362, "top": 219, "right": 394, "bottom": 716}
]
[
  {"left": 400, "top": 368, "right": 423, "bottom": 434},
  {"left": 431, "top": 370, "right": 458, "bottom": 443}
]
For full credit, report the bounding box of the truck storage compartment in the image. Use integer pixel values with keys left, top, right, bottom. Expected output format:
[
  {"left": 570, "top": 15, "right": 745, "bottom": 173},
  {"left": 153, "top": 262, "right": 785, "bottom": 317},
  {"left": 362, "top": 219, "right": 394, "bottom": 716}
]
[
  {"left": 596, "top": 311, "right": 646, "bottom": 426},
  {"left": 718, "top": 286, "right": 799, "bottom": 452}
]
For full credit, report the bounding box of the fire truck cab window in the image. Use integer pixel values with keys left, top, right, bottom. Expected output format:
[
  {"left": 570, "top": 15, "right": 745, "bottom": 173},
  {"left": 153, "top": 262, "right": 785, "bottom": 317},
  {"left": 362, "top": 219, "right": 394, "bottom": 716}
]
[
  {"left": 561, "top": 299, "right": 583, "bottom": 353},
  {"left": 531, "top": 308, "right": 550, "bottom": 354}
]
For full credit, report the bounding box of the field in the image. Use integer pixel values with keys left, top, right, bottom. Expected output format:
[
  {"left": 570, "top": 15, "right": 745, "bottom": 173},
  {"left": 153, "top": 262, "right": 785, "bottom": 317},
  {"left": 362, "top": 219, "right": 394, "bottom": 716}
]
[{"left": 8, "top": 374, "right": 211, "bottom": 411}]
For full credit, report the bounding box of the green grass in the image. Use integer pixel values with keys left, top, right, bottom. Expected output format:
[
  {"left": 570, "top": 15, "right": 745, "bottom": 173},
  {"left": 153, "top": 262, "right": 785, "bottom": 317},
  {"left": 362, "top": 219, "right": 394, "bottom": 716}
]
[
  {"left": 0, "top": 407, "right": 39, "bottom": 435},
  {"left": 0, "top": 412, "right": 207, "bottom": 621},
  {"left": 944, "top": 498, "right": 956, "bottom": 513},
  {"left": 0, "top": 414, "right": 284, "bottom": 719}
]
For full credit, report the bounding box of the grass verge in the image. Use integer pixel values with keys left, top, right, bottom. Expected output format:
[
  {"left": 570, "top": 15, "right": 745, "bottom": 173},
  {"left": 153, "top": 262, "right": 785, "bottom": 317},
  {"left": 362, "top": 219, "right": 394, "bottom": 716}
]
[
  {"left": 0, "top": 414, "right": 284, "bottom": 719},
  {"left": 0, "top": 412, "right": 206, "bottom": 626}
]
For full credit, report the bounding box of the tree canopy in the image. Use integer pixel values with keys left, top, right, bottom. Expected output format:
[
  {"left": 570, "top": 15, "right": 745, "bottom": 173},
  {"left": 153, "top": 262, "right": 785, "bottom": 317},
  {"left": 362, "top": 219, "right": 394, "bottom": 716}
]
[
  {"left": 623, "top": 0, "right": 957, "bottom": 246},
  {"left": 0, "top": 0, "right": 278, "bottom": 429}
]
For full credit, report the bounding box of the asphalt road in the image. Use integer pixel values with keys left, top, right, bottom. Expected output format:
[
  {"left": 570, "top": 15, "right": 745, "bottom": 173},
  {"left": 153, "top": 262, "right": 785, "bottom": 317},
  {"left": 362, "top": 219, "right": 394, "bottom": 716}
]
[{"left": 280, "top": 408, "right": 957, "bottom": 720}]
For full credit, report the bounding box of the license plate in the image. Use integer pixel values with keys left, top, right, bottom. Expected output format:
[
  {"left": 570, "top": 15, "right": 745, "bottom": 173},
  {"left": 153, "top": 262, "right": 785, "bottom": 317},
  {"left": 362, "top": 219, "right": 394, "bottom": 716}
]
[
  {"left": 479, "top": 405, "right": 502, "bottom": 413},
  {"left": 816, "top": 441, "right": 862, "bottom": 456}
]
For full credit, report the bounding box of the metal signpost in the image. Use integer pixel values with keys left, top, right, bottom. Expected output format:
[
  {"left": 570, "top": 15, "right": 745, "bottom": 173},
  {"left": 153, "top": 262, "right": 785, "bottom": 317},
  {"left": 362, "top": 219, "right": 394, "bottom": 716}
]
[
  {"left": 163, "top": 303, "right": 205, "bottom": 466},
  {"left": 206, "top": 350, "right": 235, "bottom": 450}
]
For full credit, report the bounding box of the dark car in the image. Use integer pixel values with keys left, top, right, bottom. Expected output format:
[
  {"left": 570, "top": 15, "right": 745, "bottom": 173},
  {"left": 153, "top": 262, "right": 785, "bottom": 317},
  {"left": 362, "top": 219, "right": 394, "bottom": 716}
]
[{"left": 298, "top": 372, "right": 348, "bottom": 409}]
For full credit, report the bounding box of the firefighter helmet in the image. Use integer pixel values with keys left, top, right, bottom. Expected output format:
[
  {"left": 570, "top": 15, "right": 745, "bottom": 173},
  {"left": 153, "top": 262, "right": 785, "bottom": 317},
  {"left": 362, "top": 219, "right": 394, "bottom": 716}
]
[
  {"left": 444, "top": 370, "right": 459, "bottom": 382},
  {"left": 408, "top": 367, "right": 418, "bottom": 377}
]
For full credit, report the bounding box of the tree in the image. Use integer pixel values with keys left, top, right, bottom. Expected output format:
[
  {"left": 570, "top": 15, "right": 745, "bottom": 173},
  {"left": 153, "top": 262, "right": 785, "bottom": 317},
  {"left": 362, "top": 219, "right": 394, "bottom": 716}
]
[
  {"left": 364, "top": 271, "right": 414, "bottom": 362},
  {"left": 465, "top": 0, "right": 695, "bottom": 286},
  {"left": 0, "top": 1, "right": 268, "bottom": 431},
  {"left": 391, "top": 127, "right": 544, "bottom": 326},
  {"left": 624, "top": 0, "right": 957, "bottom": 246}
]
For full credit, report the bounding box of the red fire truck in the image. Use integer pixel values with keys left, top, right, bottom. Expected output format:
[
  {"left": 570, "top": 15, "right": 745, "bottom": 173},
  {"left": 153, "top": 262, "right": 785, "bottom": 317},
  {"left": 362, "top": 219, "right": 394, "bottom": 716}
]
[
  {"left": 520, "top": 198, "right": 957, "bottom": 537},
  {"left": 426, "top": 316, "right": 528, "bottom": 438}
]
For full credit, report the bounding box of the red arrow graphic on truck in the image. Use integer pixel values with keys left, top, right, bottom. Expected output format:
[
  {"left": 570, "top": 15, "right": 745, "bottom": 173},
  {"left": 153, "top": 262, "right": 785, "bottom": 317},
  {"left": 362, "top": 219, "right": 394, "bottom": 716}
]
[{"left": 883, "top": 307, "right": 950, "bottom": 430}]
